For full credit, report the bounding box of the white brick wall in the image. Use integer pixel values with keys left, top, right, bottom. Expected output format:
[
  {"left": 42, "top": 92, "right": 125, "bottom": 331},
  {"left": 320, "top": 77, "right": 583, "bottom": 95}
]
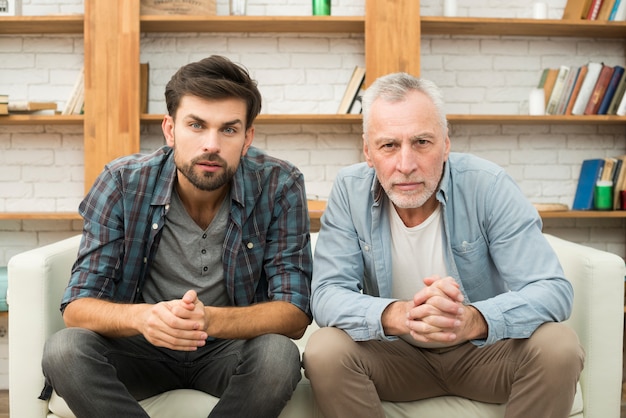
[{"left": 0, "top": 0, "right": 624, "bottom": 390}]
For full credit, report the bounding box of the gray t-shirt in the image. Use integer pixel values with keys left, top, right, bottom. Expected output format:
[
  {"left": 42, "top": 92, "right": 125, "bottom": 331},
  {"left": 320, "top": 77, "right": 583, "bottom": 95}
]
[{"left": 142, "top": 189, "right": 230, "bottom": 307}]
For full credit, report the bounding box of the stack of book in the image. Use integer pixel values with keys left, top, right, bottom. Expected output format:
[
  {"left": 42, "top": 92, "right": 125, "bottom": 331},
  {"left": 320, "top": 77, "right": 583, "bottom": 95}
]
[
  {"left": 572, "top": 156, "right": 626, "bottom": 210},
  {"left": 0, "top": 94, "right": 7, "bottom": 116},
  {"left": 537, "top": 63, "right": 626, "bottom": 116},
  {"left": 8, "top": 101, "right": 57, "bottom": 114},
  {"left": 562, "top": 0, "right": 626, "bottom": 20}
]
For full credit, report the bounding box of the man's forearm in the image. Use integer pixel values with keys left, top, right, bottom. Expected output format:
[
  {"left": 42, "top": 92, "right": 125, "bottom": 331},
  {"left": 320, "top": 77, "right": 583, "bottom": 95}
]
[
  {"left": 204, "top": 301, "right": 310, "bottom": 340},
  {"left": 63, "top": 297, "right": 148, "bottom": 337}
]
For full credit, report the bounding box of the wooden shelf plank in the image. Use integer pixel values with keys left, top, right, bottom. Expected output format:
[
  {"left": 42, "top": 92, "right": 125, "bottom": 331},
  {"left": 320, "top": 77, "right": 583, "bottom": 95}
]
[
  {"left": 3, "top": 209, "right": 626, "bottom": 222},
  {"left": 3, "top": 114, "right": 621, "bottom": 126},
  {"left": 140, "top": 15, "right": 364, "bottom": 33},
  {"left": 0, "top": 114, "right": 83, "bottom": 125},
  {"left": 2, "top": 15, "right": 624, "bottom": 38},
  {"left": 447, "top": 114, "right": 626, "bottom": 125},
  {"left": 141, "top": 113, "right": 362, "bottom": 124},
  {"left": 0, "top": 212, "right": 81, "bottom": 220},
  {"left": 421, "top": 17, "right": 626, "bottom": 38},
  {"left": 539, "top": 210, "right": 626, "bottom": 219},
  {"left": 0, "top": 15, "right": 84, "bottom": 34}
]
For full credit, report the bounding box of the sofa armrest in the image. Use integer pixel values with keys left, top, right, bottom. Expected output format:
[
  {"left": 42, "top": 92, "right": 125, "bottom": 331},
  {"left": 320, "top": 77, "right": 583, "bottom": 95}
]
[
  {"left": 544, "top": 233, "right": 625, "bottom": 418},
  {"left": 8, "top": 235, "right": 82, "bottom": 418}
]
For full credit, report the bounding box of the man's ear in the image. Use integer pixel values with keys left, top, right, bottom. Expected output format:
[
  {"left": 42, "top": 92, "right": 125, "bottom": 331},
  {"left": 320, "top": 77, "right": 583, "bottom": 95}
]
[
  {"left": 242, "top": 126, "right": 255, "bottom": 156},
  {"left": 363, "top": 134, "right": 374, "bottom": 167},
  {"left": 162, "top": 115, "right": 175, "bottom": 147}
]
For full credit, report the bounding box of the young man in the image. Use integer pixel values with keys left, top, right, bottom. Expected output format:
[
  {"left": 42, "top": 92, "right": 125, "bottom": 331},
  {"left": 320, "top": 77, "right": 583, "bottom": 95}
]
[
  {"left": 304, "top": 73, "right": 584, "bottom": 418},
  {"left": 42, "top": 55, "right": 313, "bottom": 418}
]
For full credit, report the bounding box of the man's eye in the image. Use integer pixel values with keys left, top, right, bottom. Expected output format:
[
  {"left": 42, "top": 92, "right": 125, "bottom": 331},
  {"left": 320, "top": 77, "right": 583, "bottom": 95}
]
[
  {"left": 190, "top": 122, "right": 202, "bottom": 129},
  {"left": 224, "top": 127, "right": 237, "bottom": 134}
]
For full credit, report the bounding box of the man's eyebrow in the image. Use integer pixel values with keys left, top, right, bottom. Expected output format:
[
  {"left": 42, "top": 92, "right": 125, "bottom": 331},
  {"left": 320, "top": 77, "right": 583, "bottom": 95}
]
[{"left": 222, "top": 118, "right": 244, "bottom": 127}]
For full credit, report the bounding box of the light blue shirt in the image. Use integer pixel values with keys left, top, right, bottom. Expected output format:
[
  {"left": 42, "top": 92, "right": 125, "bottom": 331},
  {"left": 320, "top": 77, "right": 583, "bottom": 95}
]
[{"left": 311, "top": 152, "right": 573, "bottom": 347}]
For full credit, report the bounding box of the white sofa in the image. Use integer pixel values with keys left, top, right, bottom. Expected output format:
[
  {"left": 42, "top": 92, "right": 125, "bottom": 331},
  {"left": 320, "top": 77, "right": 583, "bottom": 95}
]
[{"left": 7, "top": 233, "right": 625, "bottom": 418}]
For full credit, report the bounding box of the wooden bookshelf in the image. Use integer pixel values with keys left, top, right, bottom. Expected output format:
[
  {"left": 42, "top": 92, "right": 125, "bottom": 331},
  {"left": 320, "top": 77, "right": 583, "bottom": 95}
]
[
  {"left": 0, "top": 212, "right": 81, "bottom": 220},
  {"left": 421, "top": 16, "right": 626, "bottom": 38},
  {"left": 140, "top": 15, "right": 364, "bottom": 33},
  {"left": 140, "top": 113, "right": 362, "bottom": 125},
  {"left": 0, "top": 114, "right": 83, "bottom": 125},
  {"left": 0, "top": 15, "right": 83, "bottom": 34}
]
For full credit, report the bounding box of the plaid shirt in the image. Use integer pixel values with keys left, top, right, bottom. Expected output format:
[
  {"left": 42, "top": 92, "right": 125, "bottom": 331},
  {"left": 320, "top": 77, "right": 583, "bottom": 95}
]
[{"left": 62, "top": 146, "right": 312, "bottom": 318}]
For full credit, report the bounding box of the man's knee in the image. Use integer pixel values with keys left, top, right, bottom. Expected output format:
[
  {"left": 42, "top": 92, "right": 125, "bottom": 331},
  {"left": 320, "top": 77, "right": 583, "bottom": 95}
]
[
  {"left": 248, "top": 334, "right": 302, "bottom": 387},
  {"left": 303, "top": 327, "right": 356, "bottom": 378},
  {"left": 524, "top": 323, "right": 584, "bottom": 376}
]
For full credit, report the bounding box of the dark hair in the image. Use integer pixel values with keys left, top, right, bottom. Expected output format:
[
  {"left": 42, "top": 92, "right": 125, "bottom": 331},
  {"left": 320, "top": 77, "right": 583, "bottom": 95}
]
[{"left": 164, "top": 55, "right": 262, "bottom": 130}]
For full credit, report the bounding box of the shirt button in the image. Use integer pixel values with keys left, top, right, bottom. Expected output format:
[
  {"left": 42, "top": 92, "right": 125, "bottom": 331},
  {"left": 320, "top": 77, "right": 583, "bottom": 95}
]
[
  {"left": 202, "top": 234, "right": 207, "bottom": 239},
  {"left": 152, "top": 223, "right": 158, "bottom": 230},
  {"left": 247, "top": 242, "right": 254, "bottom": 249},
  {"left": 201, "top": 249, "right": 206, "bottom": 254},
  {"left": 203, "top": 266, "right": 208, "bottom": 272},
  {"left": 364, "top": 245, "right": 370, "bottom": 251}
]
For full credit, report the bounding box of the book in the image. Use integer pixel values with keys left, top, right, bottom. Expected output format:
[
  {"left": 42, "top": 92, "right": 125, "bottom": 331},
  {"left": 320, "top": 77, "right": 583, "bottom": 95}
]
[
  {"left": 586, "top": 0, "right": 605, "bottom": 19},
  {"left": 571, "top": 62, "right": 604, "bottom": 115},
  {"left": 0, "top": 94, "right": 7, "bottom": 103},
  {"left": 612, "top": 155, "right": 626, "bottom": 209},
  {"left": 583, "top": 64, "right": 614, "bottom": 114},
  {"left": 8, "top": 101, "right": 57, "bottom": 113},
  {"left": 0, "top": 103, "right": 7, "bottom": 115},
  {"left": 608, "top": 0, "right": 622, "bottom": 18},
  {"left": 337, "top": 66, "right": 366, "bottom": 114},
  {"left": 572, "top": 158, "right": 605, "bottom": 210},
  {"left": 541, "top": 68, "right": 559, "bottom": 106},
  {"left": 565, "top": 65, "right": 588, "bottom": 114},
  {"left": 537, "top": 68, "right": 550, "bottom": 88},
  {"left": 597, "top": 65, "right": 624, "bottom": 114},
  {"left": 562, "top": 0, "right": 594, "bottom": 18},
  {"left": 597, "top": 0, "right": 616, "bottom": 19},
  {"left": 546, "top": 66, "right": 570, "bottom": 115},
  {"left": 608, "top": 72, "right": 626, "bottom": 114},
  {"left": 62, "top": 67, "right": 84, "bottom": 115},
  {"left": 617, "top": 86, "right": 626, "bottom": 115},
  {"left": 140, "top": 0, "right": 216, "bottom": 15},
  {"left": 601, "top": 157, "right": 617, "bottom": 182},
  {"left": 611, "top": 0, "right": 626, "bottom": 19},
  {"left": 555, "top": 66, "right": 580, "bottom": 115},
  {"left": 140, "top": 62, "right": 149, "bottom": 114}
]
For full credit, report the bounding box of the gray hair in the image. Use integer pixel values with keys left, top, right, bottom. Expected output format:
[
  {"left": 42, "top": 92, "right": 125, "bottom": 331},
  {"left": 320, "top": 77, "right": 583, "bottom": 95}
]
[{"left": 361, "top": 73, "right": 448, "bottom": 140}]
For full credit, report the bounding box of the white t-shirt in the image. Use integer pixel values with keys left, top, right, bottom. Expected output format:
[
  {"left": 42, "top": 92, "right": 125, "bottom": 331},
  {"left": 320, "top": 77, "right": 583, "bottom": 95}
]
[{"left": 389, "top": 200, "right": 451, "bottom": 348}]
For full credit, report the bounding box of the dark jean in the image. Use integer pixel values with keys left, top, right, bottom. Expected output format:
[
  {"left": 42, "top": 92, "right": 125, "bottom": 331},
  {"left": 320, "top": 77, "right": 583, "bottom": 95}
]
[{"left": 42, "top": 328, "right": 302, "bottom": 418}]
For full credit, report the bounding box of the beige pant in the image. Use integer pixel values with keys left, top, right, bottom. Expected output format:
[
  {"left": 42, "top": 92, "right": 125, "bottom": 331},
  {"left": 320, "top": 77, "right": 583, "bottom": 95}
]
[{"left": 303, "top": 323, "right": 584, "bottom": 418}]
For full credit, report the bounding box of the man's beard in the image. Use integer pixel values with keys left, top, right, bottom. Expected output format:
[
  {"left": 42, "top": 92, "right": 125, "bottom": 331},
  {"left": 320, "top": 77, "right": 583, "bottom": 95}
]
[{"left": 176, "top": 152, "right": 237, "bottom": 192}]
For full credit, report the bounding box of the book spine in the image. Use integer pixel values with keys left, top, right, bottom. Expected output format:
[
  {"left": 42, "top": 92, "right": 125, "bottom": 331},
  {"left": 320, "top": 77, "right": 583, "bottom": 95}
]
[
  {"left": 598, "top": 66, "right": 624, "bottom": 114},
  {"left": 584, "top": 65, "right": 614, "bottom": 114},
  {"left": 546, "top": 66, "right": 570, "bottom": 115},
  {"left": 586, "top": 0, "right": 604, "bottom": 19}
]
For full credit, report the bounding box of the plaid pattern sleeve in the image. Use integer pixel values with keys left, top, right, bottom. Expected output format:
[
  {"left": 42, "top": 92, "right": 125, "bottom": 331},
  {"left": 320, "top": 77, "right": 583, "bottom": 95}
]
[{"left": 224, "top": 147, "right": 313, "bottom": 318}]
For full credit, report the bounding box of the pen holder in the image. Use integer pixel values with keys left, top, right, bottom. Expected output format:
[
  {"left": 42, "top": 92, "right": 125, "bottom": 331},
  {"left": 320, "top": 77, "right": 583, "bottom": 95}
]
[{"left": 594, "top": 180, "right": 613, "bottom": 210}]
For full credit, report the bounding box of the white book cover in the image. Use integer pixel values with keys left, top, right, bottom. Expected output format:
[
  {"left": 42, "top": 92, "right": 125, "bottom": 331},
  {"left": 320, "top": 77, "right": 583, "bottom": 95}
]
[
  {"left": 616, "top": 86, "right": 626, "bottom": 115},
  {"left": 571, "top": 62, "right": 604, "bottom": 115}
]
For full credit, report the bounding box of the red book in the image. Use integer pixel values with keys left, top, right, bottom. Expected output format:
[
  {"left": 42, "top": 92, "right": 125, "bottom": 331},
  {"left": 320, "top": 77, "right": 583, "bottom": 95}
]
[
  {"left": 586, "top": 0, "right": 604, "bottom": 19},
  {"left": 584, "top": 65, "right": 615, "bottom": 114}
]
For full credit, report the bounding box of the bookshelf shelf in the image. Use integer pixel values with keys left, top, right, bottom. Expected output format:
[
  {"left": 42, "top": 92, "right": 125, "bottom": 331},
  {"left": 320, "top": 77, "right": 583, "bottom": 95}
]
[
  {"left": 140, "top": 15, "right": 364, "bottom": 33},
  {"left": 448, "top": 114, "right": 626, "bottom": 125},
  {"left": 0, "top": 115, "right": 83, "bottom": 125},
  {"left": 538, "top": 210, "right": 626, "bottom": 219},
  {"left": 421, "top": 17, "right": 626, "bottom": 38},
  {"left": 0, "top": 212, "right": 81, "bottom": 220},
  {"left": 0, "top": 15, "right": 83, "bottom": 34},
  {"left": 141, "top": 114, "right": 362, "bottom": 125},
  {"left": 141, "top": 114, "right": 626, "bottom": 125}
]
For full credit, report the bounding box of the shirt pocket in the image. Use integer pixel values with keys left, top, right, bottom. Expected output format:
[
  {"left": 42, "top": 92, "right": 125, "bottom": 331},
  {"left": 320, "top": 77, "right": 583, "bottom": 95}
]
[{"left": 451, "top": 235, "right": 490, "bottom": 292}]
